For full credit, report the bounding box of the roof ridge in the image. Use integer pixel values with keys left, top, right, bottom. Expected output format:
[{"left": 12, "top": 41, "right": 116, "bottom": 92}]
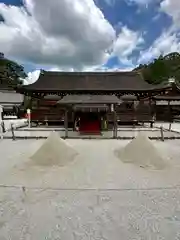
[{"left": 42, "top": 71, "right": 137, "bottom": 76}]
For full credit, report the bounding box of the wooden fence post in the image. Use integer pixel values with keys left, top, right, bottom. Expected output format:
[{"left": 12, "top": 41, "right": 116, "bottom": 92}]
[
  {"left": 11, "top": 123, "right": 16, "bottom": 141},
  {"left": 64, "top": 109, "right": 68, "bottom": 138},
  {"left": 169, "top": 122, "right": 172, "bottom": 131},
  {"left": 160, "top": 126, "right": 164, "bottom": 142},
  {"left": 1, "top": 121, "right": 5, "bottom": 133}
]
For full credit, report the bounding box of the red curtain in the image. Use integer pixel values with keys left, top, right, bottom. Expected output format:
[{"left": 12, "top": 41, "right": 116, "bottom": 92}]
[{"left": 79, "top": 115, "right": 100, "bottom": 133}]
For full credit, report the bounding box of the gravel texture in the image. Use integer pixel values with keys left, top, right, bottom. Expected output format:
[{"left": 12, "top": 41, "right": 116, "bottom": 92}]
[{"left": 0, "top": 137, "right": 180, "bottom": 239}]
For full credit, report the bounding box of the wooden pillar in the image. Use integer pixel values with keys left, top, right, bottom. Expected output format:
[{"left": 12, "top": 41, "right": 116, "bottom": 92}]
[
  {"left": 149, "top": 98, "right": 153, "bottom": 128},
  {"left": 72, "top": 109, "right": 75, "bottom": 131},
  {"left": 168, "top": 100, "right": 172, "bottom": 131},
  {"left": 133, "top": 100, "right": 135, "bottom": 127},
  {"left": 168, "top": 100, "right": 171, "bottom": 122},
  {"left": 113, "top": 104, "right": 118, "bottom": 139},
  {"left": 149, "top": 97, "right": 151, "bottom": 111},
  {"left": 154, "top": 99, "right": 157, "bottom": 122},
  {"left": 64, "top": 109, "right": 68, "bottom": 138}
]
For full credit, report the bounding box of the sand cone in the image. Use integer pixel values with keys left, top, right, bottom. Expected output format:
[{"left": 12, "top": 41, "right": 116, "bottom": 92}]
[
  {"left": 115, "top": 133, "right": 166, "bottom": 169},
  {"left": 30, "top": 131, "right": 78, "bottom": 167}
]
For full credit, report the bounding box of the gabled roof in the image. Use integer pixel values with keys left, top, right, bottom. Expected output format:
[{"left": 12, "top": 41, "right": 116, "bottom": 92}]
[
  {"left": 0, "top": 90, "right": 24, "bottom": 105},
  {"left": 154, "top": 81, "right": 180, "bottom": 100},
  {"left": 17, "top": 71, "right": 170, "bottom": 93}
]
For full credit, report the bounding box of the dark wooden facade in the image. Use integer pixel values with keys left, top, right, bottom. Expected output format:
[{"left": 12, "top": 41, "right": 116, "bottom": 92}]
[
  {"left": 16, "top": 71, "right": 180, "bottom": 129},
  {"left": 153, "top": 82, "right": 180, "bottom": 122}
]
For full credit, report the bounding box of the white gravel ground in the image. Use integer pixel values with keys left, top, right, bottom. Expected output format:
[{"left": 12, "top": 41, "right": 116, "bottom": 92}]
[
  {"left": 155, "top": 122, "right": 180, "bottom": 133},
  {"left": 0, "top": 138, "right": 180, "bottom": 239}
]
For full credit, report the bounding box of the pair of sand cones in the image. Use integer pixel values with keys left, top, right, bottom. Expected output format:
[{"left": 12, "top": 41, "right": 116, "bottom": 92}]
[{"left": 31, "top": 131, "right": 166, "bottom": 170}]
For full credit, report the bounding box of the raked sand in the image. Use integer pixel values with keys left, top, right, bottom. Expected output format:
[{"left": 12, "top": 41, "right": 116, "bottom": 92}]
[
  {"left": 115, "top": 133, "right": 168, "bottom": 170},
  {"left": 1, "top": 138, "right": 180, "bottom": 239},
  {"left": 30, "top": 131, "right": 78, "bottom": 167},
  {"left": 0, "top": 137, "right": 180, "bottom": 189}
]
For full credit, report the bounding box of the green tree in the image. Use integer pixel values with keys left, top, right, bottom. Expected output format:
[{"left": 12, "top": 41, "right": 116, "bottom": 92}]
[
  {"left": 0, "top": 53, "right": 27, "bottom": 89},
  {"left": 134, "top": 52, "right": 180, "bottom": 84}
]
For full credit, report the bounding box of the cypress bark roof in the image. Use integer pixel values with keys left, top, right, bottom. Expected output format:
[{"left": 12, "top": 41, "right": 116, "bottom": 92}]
[
  {"left": 18, "top": 71, "right": 170, "bottom": 92},
  {"left": 154, "top": 82, "right": 180, "bottom": 100}
]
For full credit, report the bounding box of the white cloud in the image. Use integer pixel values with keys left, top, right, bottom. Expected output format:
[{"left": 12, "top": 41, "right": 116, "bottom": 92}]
[
  {"left": 112, "top": 26, "right": 144, "bottom": 63},
  {"left": 49, "top": 67, "right": 74, "bottom": 72},
  {"left": 138, "top": 29, "right": 180, "bottom": 64},
  {"left": 0, "top": 0, "right": 115, "bottom": 70},
  {"left": 152, "top": 13, "right": 161, "bottom": 21},
  {"left": 160, "top": 0, "right": 180, "bottom": 27},
  {"left": 24, "top": 66, "right": 76, "bottom": 85},
  {"left": 23, "top": 69, "right": 41, "bottom": 85},
  {"left": 137, "top": 0, "right": 180, "bottom": 65},
  {"left": 0, "top": 0, "right": 145, "bottom": 71},
  {"left": 94, "top": 66, "right": 134, "bottom": 71}
]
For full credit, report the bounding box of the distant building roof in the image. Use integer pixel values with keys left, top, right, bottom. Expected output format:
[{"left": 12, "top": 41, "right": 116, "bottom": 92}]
[
  {"left": 154, "top": 95, "right": 180, "bottom": 101},
  {"left": 0, "top": 90, "right": 24, "bottom": 106},
  {"left": 16, "top": 71, "right": 170, "bottom": 93},
  {"left": 153, "top": 82, "right": 180, "bottom": 101}
]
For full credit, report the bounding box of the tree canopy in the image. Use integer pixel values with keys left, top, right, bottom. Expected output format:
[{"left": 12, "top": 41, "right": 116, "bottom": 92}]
[
  {"left": 134, "top": 52, "right": 180, "bottom": 85},
  {"left": 0, "top": 53, "right": 27, "bottom": 89}
]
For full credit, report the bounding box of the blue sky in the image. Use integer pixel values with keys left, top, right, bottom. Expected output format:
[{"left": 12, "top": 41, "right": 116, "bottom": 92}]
[{"left": 0, "top": 0, "right": 179, "bottom": 82}]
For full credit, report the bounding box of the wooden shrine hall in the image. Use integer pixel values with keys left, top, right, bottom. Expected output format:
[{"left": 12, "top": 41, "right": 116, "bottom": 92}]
[{"left": 16, "top": 71, "right": 180, "bottom": 136}]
